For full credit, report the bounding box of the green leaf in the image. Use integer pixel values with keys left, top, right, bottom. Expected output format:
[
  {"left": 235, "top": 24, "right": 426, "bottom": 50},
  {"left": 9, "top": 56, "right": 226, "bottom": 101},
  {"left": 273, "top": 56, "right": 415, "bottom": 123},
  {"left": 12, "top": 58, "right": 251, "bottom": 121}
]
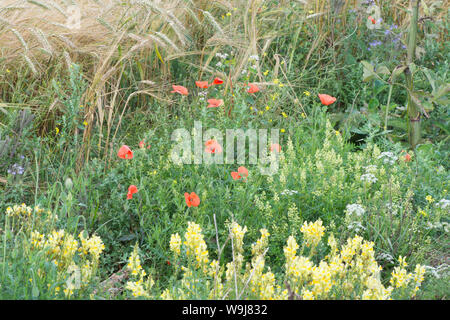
[
  {"left": 376, "top": 65, "right": 390, "bottom": 76},
  {"left": 408, "top": 62, "right": 417, "bottom": 75},
  {"left": 32, "top": 286, "right": 39, "bottom": 298},
  {"left": 391, "top": 65, "right": 407, "bottom": 82},
  {"left": 361, "top": 60, "right": 377, "bottom": 82},
  {"left": 433, "top": 83, "right": 450, "bottom": 100},
  {"left": 368, "top": 98, "right": 379, "bottom": 110}
]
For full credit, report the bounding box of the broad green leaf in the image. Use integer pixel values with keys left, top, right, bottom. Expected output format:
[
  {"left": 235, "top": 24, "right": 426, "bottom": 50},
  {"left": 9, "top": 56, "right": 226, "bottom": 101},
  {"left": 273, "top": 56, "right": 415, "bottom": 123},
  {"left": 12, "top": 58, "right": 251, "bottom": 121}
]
[
  {"left": 408, "top": 62, "right": 417, "bottom": 75},
  {"left": 361, "top": 60, "right": 377, "bottom": 82},
  {"left": 376, "top": 65, "right": 390, "bottom": 76},
  {"left": 390, "top": 65, "right": 407, "bottom": 82},
  {"left": 32, "top": 286, "right": 39, "bottom": 298},
  {"left": 368, "top": 98, "right": 379, "bottom": 110},
  {"left": 433, "top": 83, "right": 450, "bottom": 100}
]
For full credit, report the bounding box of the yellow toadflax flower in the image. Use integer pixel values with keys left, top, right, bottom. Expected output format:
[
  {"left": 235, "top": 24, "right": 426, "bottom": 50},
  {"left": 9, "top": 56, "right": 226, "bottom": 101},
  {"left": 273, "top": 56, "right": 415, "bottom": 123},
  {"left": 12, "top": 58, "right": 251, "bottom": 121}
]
[
  {"left": 300, "top": 219, "right": 325, "bottom": 248},
  {"left": 170, "top": 233, "right": 182, "bottom": 256}
]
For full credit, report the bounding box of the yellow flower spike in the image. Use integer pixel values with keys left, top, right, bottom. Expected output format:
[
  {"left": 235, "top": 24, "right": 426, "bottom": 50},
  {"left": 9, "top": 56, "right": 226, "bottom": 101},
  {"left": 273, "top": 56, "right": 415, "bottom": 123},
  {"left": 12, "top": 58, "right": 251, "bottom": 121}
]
[
  {"left": 281, "top": 129, "right": 285, "bottom": 133},
  {"left": 55, "top": 127, "right": 60, "bottom": 134},
  {"left": 303, "top": 90, "right": 310, "bottom": 96},
  {"left": 226, "top": 12, "right": 231, "bottom": 16},
  {"left": 263, "top": 70, "right": 269, "bottom": 76},
  {"left": 425, "top": 195, "right": 434, "bottom": 203},
  {"left": 265, "top": 106, "right": 270, "bottom": 111}
]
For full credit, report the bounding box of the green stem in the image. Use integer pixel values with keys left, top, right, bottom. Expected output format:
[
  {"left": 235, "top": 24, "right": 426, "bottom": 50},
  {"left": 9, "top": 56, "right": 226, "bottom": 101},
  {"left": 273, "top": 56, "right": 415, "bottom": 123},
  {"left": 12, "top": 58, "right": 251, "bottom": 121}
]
[
  {"left": 384, "top": 84, "right": 393, "bottom": 131},
  {"left": 406, "top": 0, "right": 421, "bottom": 149}
]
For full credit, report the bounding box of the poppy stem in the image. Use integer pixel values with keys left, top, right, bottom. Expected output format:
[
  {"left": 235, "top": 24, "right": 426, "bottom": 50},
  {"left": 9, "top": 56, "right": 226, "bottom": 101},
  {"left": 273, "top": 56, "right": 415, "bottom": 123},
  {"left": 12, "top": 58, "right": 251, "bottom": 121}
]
[{"left": 227, "top": 70, "right": 234, "bottom": 118}]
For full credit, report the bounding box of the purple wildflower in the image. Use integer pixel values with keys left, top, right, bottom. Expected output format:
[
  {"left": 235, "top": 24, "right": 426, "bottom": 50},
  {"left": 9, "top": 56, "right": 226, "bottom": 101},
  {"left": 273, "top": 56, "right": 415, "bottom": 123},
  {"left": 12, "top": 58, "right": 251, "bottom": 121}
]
[{"left": 7, "top": 163, "right": 25, "bottom": 175}]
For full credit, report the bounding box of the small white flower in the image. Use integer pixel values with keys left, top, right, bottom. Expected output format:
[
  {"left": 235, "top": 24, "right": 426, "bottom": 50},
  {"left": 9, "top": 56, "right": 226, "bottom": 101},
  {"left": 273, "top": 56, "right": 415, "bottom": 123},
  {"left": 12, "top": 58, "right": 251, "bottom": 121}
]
[
  {"left": 436, "top": 199, "right": 450, "bottom": 210},
  {"left": 360, "top": 173, "right": 377, "bottom": 184},
  {"left": 347, "top": 221, "right": 365, "bottom": 233},
  {"left": 376, "top": 253, "right": 395, "bottom": 263},
  {"left": 280, "top": 189, "right": 298, "bottom": 196},
  {"left": 345, "top": 204, "right": 366, "bottom": 217},
  {"left": 378, "top": 152, "right": 398, "bottom": 165},
  {"left": 249, "top": 54, "right": 259, "bottom": 61},
  {"left": 215, "top": 52, "right": 229, "bottom": 60},
  {"left": 216, "top": 61, "right": 223, "bottom": 68},
  {"left": 364, "top": 165, "right": 377, "bottom": 173}
]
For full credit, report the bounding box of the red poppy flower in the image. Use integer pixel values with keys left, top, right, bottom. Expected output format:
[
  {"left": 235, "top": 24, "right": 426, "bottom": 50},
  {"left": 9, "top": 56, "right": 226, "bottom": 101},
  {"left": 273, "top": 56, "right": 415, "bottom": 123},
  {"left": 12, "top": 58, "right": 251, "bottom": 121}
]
[
  {"left": 231, "top": 171, "right": 241, "bottom": 180},
  {"left": 238, "top": 166, "right": 248, "bottom": 177},
  {"left": 118, "top": 145, "right": 134, "bottom": 159},
  {"left": 185, "top": 192, "right": 200, "bottom": 207},
  {"left": 318, "top": 94, "right": 336, "bottom": 106},
  {"left": 127, "top": 185, "right": 138, "bottom": 199},
  {"left": 205, "top": 139, "right": 223, "bottom": 154},
  {"left": 171, "top": 85, "right": 188, "bottom": 95},
  {"left": 195, "top": 81, "right": 209, "bottom": 89},
  {"left": 166, "top": 260, "right": 171, "bottom": 266},
  {"left": 247, "top": 83, "right": 260, "bottom": 93},
  {"left": 211, "top": 77, "right": 224, "bottom": 85},
  {"left": 139, "top": 140, "right": 145, "bottom": 149},
  {"left": 270, "top": 143, "right": 281, "bottom": 153},
  {"left": 401, "top": 150, "right": 412, "bottom": 162},
  {"left": 207, "top": 98, "right": 224, "bottom": 108},
  {"left": 231, "top": 166, "right": 249, "bottom": 180},
  {"left": 368, "top": 16, "right": 376, "bottom": 24}
]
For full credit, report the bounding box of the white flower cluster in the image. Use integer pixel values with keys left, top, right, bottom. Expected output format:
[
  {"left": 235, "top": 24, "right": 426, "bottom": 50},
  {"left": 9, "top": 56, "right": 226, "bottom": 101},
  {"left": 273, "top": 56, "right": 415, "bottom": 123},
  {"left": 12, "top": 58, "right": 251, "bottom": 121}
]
[
  {"left": 364, "top": 165, "right": 377, "bottom": 173},
  {"left": 216, "top": 61, "right": 223, "bottom": 68},
  {"left": 385, "top": 202, "right": 401, "bottom": 216},
  {"left": 360, "top": 165, "right": 378, "bottom": 184},
  {"left": 378, "top": 151, "right": 398, "bottom": 165},
  {"left": 436, "top": 199, "right": 450, "bottom": 210},
  {"left": 249, "top": 55, "right": 259, "bottom": 61},
  {"left": 345, "top": 203, "right": 366, "bottom": 217},
  {"left": 216, "top": 52, "right": 229, "bottom": 60},
  {"left": 198, "top": 90, "right": 207, "bottom": 101},
  {"left": 425, "top": 221, "right": 449, "bottom": 233},
  {"left": 280, "top": 189, "right": 299, "bottom": 196},
  {"left": 376, "top": 252, "right": 395, "bottom": 264},
  {"left": 360, "top": 173, "right": 377, "bottom": 184},
  {"left": 347, "top": 221, "right": 366, "bottom": 233}
]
